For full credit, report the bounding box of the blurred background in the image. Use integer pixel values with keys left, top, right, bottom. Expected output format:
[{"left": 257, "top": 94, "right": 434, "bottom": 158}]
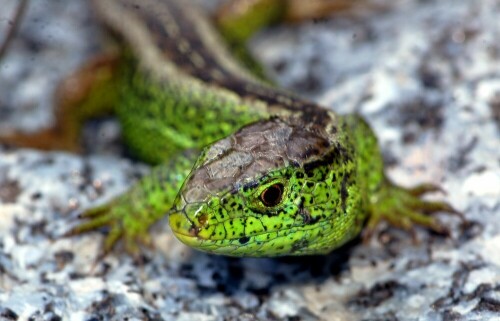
[{"left": 0, "top": 1, "right": 499, "bottom": 320}]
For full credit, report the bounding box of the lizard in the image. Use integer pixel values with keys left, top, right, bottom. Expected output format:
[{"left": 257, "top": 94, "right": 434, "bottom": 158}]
[{"left": 0, "top": 0, "right": 461, "bottom": 257}]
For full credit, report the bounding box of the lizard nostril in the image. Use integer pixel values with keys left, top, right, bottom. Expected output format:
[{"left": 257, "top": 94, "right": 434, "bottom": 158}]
[{"left": 197, "top": 213, "right": 208, "bottom": 226}]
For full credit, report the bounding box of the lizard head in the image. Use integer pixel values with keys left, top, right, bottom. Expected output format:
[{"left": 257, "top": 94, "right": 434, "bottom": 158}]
[{"left": 169, "top": 116, "right": 361, "bottom": 257}]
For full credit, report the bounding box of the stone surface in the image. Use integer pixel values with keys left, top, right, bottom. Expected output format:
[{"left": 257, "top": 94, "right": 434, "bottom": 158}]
[{"left": 1, "top": 0, "right": 499, "bottom": 320}]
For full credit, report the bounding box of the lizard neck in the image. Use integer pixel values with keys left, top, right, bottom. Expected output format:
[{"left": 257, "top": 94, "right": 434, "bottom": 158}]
[{"left": 91, "top": 0, "right": 334, "bottom": 127}]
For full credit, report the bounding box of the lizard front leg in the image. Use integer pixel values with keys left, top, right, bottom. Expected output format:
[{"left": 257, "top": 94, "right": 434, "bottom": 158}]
[{"left": 67, "top": 149, "right": 199, "bottom": 258}]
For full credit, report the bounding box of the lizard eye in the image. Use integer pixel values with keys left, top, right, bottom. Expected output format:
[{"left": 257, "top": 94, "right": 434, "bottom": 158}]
[{"left": 260, "top": 183, "right": 284, "bottom": 207}]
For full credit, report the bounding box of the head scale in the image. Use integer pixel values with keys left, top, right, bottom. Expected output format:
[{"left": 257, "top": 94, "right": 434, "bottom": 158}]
[{"left": 169, "top": 116, "right": 361, "bottom": 256}]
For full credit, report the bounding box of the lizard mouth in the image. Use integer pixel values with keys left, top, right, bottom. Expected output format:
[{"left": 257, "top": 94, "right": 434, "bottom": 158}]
[
  {"left": 169, "top": 210, "right": 254, "bottom": 253},
  {"left": 169, "top": 211, "right": 207, "bottom": 245},
  {"left": 172, "top": 231, "right": 205, "bottom": 248}
]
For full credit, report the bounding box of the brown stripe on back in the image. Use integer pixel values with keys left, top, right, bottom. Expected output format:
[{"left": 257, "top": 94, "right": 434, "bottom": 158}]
[
  {"left": 125, "top": 0, "right": 235, "bottom": 82},
  {"left": 107, "top": 0, "right": 333, "bottom": 127},
  {"left": 218, "top": 79, "right": 332, "bottom": 126}
]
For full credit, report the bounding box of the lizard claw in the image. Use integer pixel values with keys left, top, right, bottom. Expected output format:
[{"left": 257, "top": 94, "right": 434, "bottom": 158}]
[
  {"left": 406, "top": 183, "right": 444, "bottom": 196},
  {"left": 63, "top": 193, "right": 156, "bottom": 259},
  {"left": 364, "top": 181, "right": 461, "bottom": 242}
]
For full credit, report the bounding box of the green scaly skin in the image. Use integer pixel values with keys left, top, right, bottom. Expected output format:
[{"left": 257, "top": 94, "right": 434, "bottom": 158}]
[
  {"left": 170, "top": 117, "right": 364, "bottom": 256},
  {"left": 57, "top": 0, "right": 457, "bottom": 257},
  {"left": 116, "top": 56, "right": 266, "bottom": 164}
]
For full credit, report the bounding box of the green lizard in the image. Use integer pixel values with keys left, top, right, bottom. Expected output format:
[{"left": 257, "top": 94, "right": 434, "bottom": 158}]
[{"left": 1, "top": 0, "right": 459, "bottom": 257}]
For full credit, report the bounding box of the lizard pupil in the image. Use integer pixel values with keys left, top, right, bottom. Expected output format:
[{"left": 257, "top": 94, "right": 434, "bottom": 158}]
[{"left": 260, "top": 183, "right": 284, "bottom": 207}]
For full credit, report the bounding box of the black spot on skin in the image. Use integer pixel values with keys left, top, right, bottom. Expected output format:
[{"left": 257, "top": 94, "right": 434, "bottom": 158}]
[
  {"left": 311, "top": 216, "right": 320, "bottom": 224},
  {"left": 291, "top": 239, "right": 309, "bottom": 253},
  {"left": 239, "top": 236, "right": 250, "bottom": 244},
  {"left": 306, "top": 182, "right": 315, "bottom": 189},
  {"left": 340, "top": 173, "right": 349, "bottom": 214},
  {"left": 297, "top": 200, "right": 320, "bottom": 225}
]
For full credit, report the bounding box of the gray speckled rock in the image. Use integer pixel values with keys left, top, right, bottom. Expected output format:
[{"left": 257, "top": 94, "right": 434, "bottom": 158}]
[{"left": 1, "top": 0, "right": 499, "bottom": 320}]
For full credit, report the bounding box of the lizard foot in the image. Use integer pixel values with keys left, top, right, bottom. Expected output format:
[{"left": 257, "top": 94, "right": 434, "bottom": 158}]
[
  {"left": 363, "top": 182, "right": 464, "bottom": 242},
  {"left": 65, "top": 192, "right": 155, "bottom": 260},
  {"left": 65, "top": 154, "right": 197, "bottom": 260}
]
